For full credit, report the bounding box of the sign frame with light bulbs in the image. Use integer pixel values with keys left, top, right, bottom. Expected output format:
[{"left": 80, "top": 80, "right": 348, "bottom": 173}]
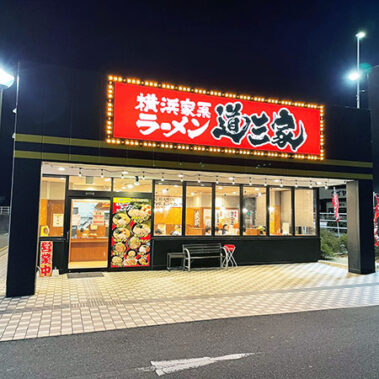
[{"left": 105, "top": 75, "right": 325, "bottom": 161}]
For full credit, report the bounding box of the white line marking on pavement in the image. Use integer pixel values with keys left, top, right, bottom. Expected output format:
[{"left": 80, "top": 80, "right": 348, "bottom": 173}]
[{"left": 142, "top": 353, "right": 255, "bottom": 376}]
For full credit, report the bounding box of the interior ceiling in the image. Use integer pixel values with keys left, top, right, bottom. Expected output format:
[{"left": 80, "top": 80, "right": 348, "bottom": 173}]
[{"left": 42, "top": 162, "right": 348, "bottom": 188}]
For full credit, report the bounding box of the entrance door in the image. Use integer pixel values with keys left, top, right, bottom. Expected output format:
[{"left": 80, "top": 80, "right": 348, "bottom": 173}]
[{"left": 68, "top": 198, "right": 111, "bottom": 269}]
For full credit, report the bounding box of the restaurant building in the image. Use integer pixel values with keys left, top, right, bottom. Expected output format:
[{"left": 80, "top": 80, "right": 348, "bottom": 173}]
[{"left": 6, "top": 62, "right": 375, "bottom": 297}]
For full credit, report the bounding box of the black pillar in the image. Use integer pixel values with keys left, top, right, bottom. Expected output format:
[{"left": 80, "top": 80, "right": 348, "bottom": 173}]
[
  {"left": 368, "top": 65, "right": 379, "bottom": 193},
  {"left": 346, "top": 180, "right": 375, "bottom": 274},
  {"left": 6, "top": 158, "right": 41, "bottom": 297}
]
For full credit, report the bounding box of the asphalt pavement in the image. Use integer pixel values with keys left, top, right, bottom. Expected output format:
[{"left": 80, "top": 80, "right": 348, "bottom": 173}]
[{"left": 0, "top": 305, "right": 378, "bottom": 378}]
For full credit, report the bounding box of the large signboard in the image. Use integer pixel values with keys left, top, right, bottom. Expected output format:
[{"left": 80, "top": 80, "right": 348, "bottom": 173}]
[{"left": 106, "top": 77, "right": 324, "bottom": 160}]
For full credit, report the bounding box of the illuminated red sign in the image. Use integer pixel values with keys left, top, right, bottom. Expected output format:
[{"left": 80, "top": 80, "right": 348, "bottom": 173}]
[
  {"left": 109, "top": 80, "right": 323, "bottom": 158},
  {"left": 39, "top": 241, "right": 53, "bottom": 277}
]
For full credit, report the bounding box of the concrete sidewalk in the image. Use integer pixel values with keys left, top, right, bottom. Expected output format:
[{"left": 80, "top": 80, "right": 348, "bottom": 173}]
[
  {"left": 1, "top": 251, "right": 379, "bottom": 342},
  {"left": 0, "top": 234, "right": 8, "bottom": 257}
]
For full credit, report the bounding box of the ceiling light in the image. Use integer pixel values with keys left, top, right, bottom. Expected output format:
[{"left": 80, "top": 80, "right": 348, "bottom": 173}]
[
  {"left": 58, "top": 167, "right": 65, "bottom": 171},
  {"left": 127, "top": 184, "right": 133, "bottom": 189}
]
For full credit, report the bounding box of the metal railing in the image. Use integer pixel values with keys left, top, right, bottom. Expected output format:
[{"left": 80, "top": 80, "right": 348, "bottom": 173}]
[
  {"left": 320, "top": 212, "right": 347, "bottom": 235},
  {"left": 0, "top": 206, "right": 10, "bottom": 215}
]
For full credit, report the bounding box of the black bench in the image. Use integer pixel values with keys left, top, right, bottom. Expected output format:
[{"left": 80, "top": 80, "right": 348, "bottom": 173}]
[{"left": 182, "top": 243, "right": 226, "bottom": 271}]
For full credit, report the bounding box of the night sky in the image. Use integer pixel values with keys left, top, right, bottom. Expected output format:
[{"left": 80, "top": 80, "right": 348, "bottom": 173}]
[{"left": 0, "top": 0, "right": 378, "bottom": 203}]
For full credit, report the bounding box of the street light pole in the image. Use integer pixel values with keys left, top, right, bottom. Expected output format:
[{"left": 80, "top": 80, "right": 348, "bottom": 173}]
[
  {"left": 0, "top": 67, "right": 15, "bottom": 133},
  {"left": 356, "top": 35, "right": 360, "bottom": 108},
  {"left": 355, "top": 31, "right": 366, "bottom": 109}
]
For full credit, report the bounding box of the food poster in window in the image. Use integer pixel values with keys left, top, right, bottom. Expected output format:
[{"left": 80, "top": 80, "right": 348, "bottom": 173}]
[{"left": 111, "top": 198, "right": 152, "bottom": 268}]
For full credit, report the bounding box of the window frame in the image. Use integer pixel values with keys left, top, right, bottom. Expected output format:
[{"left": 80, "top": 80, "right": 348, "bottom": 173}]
[
  {"left": 153, "top": 180, "right": 184, "bottom": 237},
  {"left": 184, "top": 181, "right": 214, "bottom": 237},
  {"left": 268, "top": 185, "right": 295, "bottom": 237},
  {"left": 241, "top": 185, "right": 268, "bottom": 237}
]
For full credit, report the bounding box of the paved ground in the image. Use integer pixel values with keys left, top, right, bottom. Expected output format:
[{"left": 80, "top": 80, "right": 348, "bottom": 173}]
[
  {"left": 0, "top": 234, "right": 8, "bottom": 256},
  {"left": 0, "top": 306, "right": 378, "bottom": 378},
  {"left": 1, "top": 249, "right": 379, "bottom": 342}
]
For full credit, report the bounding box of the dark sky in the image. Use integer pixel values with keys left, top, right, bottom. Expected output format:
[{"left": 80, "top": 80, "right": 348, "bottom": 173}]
[
  {"left": 0, "top": 0, "right": 378, "bottom": 204},
  {"left": 1, "top": 0, "right": 378, "bottom": 106}
]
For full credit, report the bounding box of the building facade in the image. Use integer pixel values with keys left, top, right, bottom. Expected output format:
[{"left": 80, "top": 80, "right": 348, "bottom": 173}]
[{"left": 6, "top": 62, "right": 375, "bottom": 297}]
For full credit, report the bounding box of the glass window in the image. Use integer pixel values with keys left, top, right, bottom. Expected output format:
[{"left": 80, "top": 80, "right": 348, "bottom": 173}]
[
  {"left": 69, "top": 176, "right": 111, "bottom": 191},
  {"left": 39, "top": 176, "right": 66, "bottom": 237},
  {"left": 154, "top": 182, "right": 183, "bottom": 236},
  {"left": 295, "top": 189, "right": 316, "bottom": 235},
  {"left": 243, "top": 187, "right": 266, "bottom": 236},
  {"left": 215, "top": 186, "right": 240, "bottom": 235},
  {"left": 186, "top": 185, "right": 212, "bottom": 236},
  {"left": 269, "top": 187, "right": 292, "bottom": 236},
  {"left": 68, "top": 199, "right": 110, "bottom": 269},
  {"left": 113, "top": 177, "right": 152, "bottom": 193}
]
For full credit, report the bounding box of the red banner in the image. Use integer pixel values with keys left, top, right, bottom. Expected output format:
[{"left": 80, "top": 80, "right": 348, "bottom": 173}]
[
  {"left": 332, "top": 188, "right": 340, "bottom": 222},
  {"left": 39, "top": 241, "right": 53, "bottom": 277},
  {"left": 374, "top": 194, "right": 379, "bottom": 247},
  {"left": 113, "top": 83, "right": 322, "bottom": 156}
]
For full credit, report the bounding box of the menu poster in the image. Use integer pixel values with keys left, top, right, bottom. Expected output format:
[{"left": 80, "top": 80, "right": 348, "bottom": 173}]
[{"left": 111, "top": 197, "right": 151, "bottom": 268}]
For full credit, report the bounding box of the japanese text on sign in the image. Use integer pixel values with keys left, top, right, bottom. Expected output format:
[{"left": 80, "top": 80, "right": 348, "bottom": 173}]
[
  {"left": 39, "top": 241, "right": 53, "bottom": 277},
  {"left": 112, "top": 82, "right": 322, "bottom": 156}
]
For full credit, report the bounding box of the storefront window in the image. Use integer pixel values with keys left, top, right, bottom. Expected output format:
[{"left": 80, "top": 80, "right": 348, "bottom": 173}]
[
  {"left": 68, "top": 199, "right": 110, "bottom": 269},
  {"left": 69, "top": 176, "right": 111, "bottom": 191},
  {"left": 154, "top": 183, "right": 182, "bottom": 236},
  {"left": 215, "top": 186, "right": 240, "bottom": 235},
  {"left": 295, "top": 189, "right": 316, "bottom": 235},
  {"left": 269, "top": 187, "right": 292, "bottom": 236},
  {"left": 243, "top": 187, "right": 266, "bottom": 236},
  {"left": 39, "top": 176, "right": 66, "bottom": 237},
  {"left": 113, "top": 177, "right": 152, "bottom": 193},
  {"left": 185, "top": 185, "right": 212, "bottom": 236}
]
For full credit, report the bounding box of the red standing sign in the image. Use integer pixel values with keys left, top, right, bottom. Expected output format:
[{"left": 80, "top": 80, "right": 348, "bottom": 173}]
[
  {"left": 109, "top": 81, "right": 323, "bottom": 158},
  {"left": 39, "top": 241, "right": 53, "bottom": 277}
]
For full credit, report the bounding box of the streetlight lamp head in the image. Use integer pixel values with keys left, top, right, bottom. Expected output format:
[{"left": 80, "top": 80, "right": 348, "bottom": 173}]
[
  {"left": 356, "top": 31, "right": 366, "bottom": 39},
  {"left": 348, "top": 70, "right": 361, "bottom": 81},
  {"left": 0, "top": 68, "right": 14, "bottom": 89}
]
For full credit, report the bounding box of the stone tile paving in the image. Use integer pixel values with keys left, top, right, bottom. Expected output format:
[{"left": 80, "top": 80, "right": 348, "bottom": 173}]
[{"left": 0, "top": 250, "right": 379, "bottom": 342}]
